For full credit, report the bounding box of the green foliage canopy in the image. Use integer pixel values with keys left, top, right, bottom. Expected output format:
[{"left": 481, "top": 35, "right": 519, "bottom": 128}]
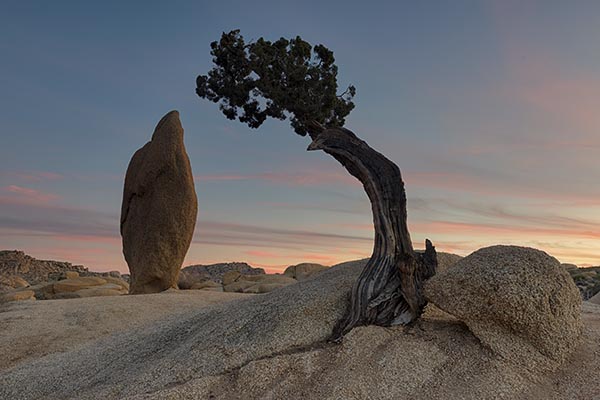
[{"left": 196, "top": 30, "right": 356, "bottom": 136}]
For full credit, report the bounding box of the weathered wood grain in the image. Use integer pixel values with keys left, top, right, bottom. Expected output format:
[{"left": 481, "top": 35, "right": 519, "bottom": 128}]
[{"left": 307, "top": 126, "right": 437, "bottom": 341}]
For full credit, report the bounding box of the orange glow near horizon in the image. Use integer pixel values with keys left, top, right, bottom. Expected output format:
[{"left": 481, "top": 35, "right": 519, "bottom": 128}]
[
  {"left": 3, "top": 212, "right": 599, "bottom": 274},
  {"left": 1, "top": 168, "right": 600, "bottom": 273}
]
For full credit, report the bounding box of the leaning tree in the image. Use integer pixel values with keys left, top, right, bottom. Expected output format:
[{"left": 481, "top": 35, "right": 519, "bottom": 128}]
[{"left": 196, "top": 30, "right": 437, "bottom": 341}]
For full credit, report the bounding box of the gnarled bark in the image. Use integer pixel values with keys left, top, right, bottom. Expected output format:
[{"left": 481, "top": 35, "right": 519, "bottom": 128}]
[{"left": 307, "top": 126, "right": 437, "bottom": 341}]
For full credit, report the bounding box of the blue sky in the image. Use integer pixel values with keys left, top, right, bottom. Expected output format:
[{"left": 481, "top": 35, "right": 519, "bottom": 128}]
[{"left": 2, "top": 1, "right": 600, "bottom": 272}]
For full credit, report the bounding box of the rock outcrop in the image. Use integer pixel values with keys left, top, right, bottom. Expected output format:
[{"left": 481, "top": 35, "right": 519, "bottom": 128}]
[
  {"left": 54, "top": 285, "right": 126, "bottom": 299},
  {"left": 561, "top": 263, "right": 579, "bottom": 271},
  {"left": 0, "top": 289, "right": 35, "bottom": 303},
  {"left": 4, "top": 275, "right": 129, "bottom": 300},
  {"left": 223, "top": 273, "right": 297, "bottom": 293},
  {"left": 0, "top": 275, "right": 29, "bottom": 292},
  {"left": 565, "top": 265, "right": 600, "bottom": 300},
  {"left": 24, "top": 282, "right": 55, "bottom": 300},
  {"left": 121, "top": 111, "right": 198, "bottom": 294},
  {"left": 0, "top": 250, "right": 88, "bottom": 286},
  {"left": 434, "top": 252, "right": 463, "bottom": 272},
  {"left": 284, "top": 263, "right": 328, "bottom": 280},
  {"left": 53, "top": 277, "right": 108, "bottom": 293},
  {"left": 222, "top": 270, "right": 242, "bottom": 286},
  {"left": 425, "top": 245, "right": 583, "bottom": 372},
  {"left": 189, "top": 280, "right": 222, "bottom": 291},
  {"left": 180, "top": 262, "right": 265, "bottom": 285},
  {"left": 2, "top": 257, "right": 598, "bottom": 400},
  {"left": 0, "top": 251, "right": 129, "bottom": 300}
]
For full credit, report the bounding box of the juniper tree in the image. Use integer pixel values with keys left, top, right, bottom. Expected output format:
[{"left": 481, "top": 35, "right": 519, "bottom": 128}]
[{"left": 196, "top": 30, "right": 437, "bottom": 341}]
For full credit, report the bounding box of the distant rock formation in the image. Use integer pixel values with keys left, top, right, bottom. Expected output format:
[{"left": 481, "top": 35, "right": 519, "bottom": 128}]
[
  {"left": 564, "top": 264, "right": 600, "bottom": 300},
  {"left": 0, "top": 275, "right": 29, "bottom": 292},
  {"left": 0, "top": 289, "right": 35, "bottom": 302},
  {"left": 179, "top": 262, "right": 264, "bottom": 287},
  {"left": 121, "top": 111, "right": 198, "bottom": 294},
  {"left": 6, "top": 256, "right": 599, "bottom": 400},
  {"left": 426, "top": 245, "right": 583, "bottom": 372},
  {"left": 189, "top": 280, "right": 222, "bottom": 291},
  {"left": 283, "top": 263, "right": 328, "bottom": 281},
  {"left": 0, "top": 250, "right": 129, "bottom": 301},
  {"left": 223, "top": 273, "right": 297, "bottom": 293},
  {"left": 0, "top": 250, "right": 88, "bottom": 286},
  {"left": 1, "top": 270, "right": 130, "bottom": 302},
  {"left": 561, "top": 263, "right": 579, "bottom": 271}
]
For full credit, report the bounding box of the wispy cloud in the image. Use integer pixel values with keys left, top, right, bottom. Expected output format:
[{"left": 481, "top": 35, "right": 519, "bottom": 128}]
[
  {"left": 244, "top": 250, "right": 279, "bottom": 258},
  {"left": 244, "top": 249, "right": 345, "bottom": 264},
  {"left": 488, "top": 1, "right": 600, "bottom": 149},
  {"left": 405, "top": 163, "right": 600, "bottom": 205},
  {"left": 0, "top": 196, "right": 373, "bottom": 259},
  {"left": 1, "top": 185, "right": 60, "bottom": 205},
  {"left": 258, "top": 201, "right": 368, "bottom": 215},
  {"left": 194, "top": 220, "right": 372, "bottom": 251},
  {"left": 0, "top": 171, "right": 63, "bottom": 183},
  {"left": 0, "top": 198, "right": 118, "bottom": 239},
  {"left": 413, "top": 197, "right": 600, "bottom": 226},
  {"left": 195, "top": 170, "right": 359, "bottom": 187},
  {"left": 414, "top": 220, "right": 600, "bottom": 241},
  {"left": 199, "top": 159, "right": 600, "bottom": 208},
  {"left": 3, "top": 178, "right": 598, "bottom": 270}
]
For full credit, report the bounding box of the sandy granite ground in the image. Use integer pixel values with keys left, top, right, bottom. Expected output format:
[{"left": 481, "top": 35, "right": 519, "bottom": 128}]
[
  {"left": 0, "top": 261, "right": 598, "bottom": 400},
  {"left": 0, "top": 289, "right": 250, "bottom": 371}
]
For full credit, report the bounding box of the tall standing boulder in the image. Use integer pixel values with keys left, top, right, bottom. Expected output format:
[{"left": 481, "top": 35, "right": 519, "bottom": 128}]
[{"left": 121, "top": 111, "right": 198, "bottom": 294}]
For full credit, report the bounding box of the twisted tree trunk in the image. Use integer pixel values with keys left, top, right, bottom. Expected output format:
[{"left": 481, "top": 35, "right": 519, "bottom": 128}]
[{"left": 306, "top": 126, "right": 437, "bottom": 341}]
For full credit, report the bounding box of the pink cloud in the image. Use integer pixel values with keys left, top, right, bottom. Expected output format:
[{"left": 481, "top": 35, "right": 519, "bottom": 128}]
[
  {"left": 244, "top": 249, "right": 343, "bottom": 265},
  {"left": 488, "top": 3, "right": 600, "bottom": 148},
  {"left": 242, "top": 248, "right": 358, "bottom": 271},
  {"left": 245, "top": 249, "right": 279, "bottom": 258},
  {"left": 196, "top": 164, "right": 599, "bottom": 207},
  {"left": 1, "top": 185, "right": 60, "bottom": 205},
  {"left": 412, "top": 220, "right": 600, "bottom": 241},
  {"left": 1, "top": 171, "right": 63, "bottom": 182},
  {"left": 52, "top": 234, "right": 120, "bottom": 244},
  {"left": 335, "top": 223, "right": 374, "bottom": 231},
  {"left": 405, "top": 170, "right": 600, "bottom": 205},
  {"left": 295, "top": 253, "right": 338, "bottom": 263},
  {"left": 198, "top": 162, "right": 600, "bottom": 209},
  {"left": 514, "top": 73, "right": 600, "bottom": 143}
]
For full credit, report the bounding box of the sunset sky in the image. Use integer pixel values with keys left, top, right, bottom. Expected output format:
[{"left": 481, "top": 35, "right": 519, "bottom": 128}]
[{"left": 1, "top": 1, "right": 600, "bottom": 273}]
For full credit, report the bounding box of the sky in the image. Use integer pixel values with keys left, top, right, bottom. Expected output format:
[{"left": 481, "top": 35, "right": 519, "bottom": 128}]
[{"left": 1, "top": 1, "right": 600, "bottom": 273}]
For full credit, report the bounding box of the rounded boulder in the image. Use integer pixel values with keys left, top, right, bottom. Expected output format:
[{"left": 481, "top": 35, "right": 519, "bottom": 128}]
[
  {"left": 283, "top": 263, "right": 328, "bottom": 281},
  {"left": 425, "top": 245, "right": 582, "bottom": 371}
]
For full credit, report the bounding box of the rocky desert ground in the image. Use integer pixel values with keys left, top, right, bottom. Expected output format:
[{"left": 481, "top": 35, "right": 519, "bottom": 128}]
[{"left": 0, "top": 248, "right": 599, "bottom": 400}]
